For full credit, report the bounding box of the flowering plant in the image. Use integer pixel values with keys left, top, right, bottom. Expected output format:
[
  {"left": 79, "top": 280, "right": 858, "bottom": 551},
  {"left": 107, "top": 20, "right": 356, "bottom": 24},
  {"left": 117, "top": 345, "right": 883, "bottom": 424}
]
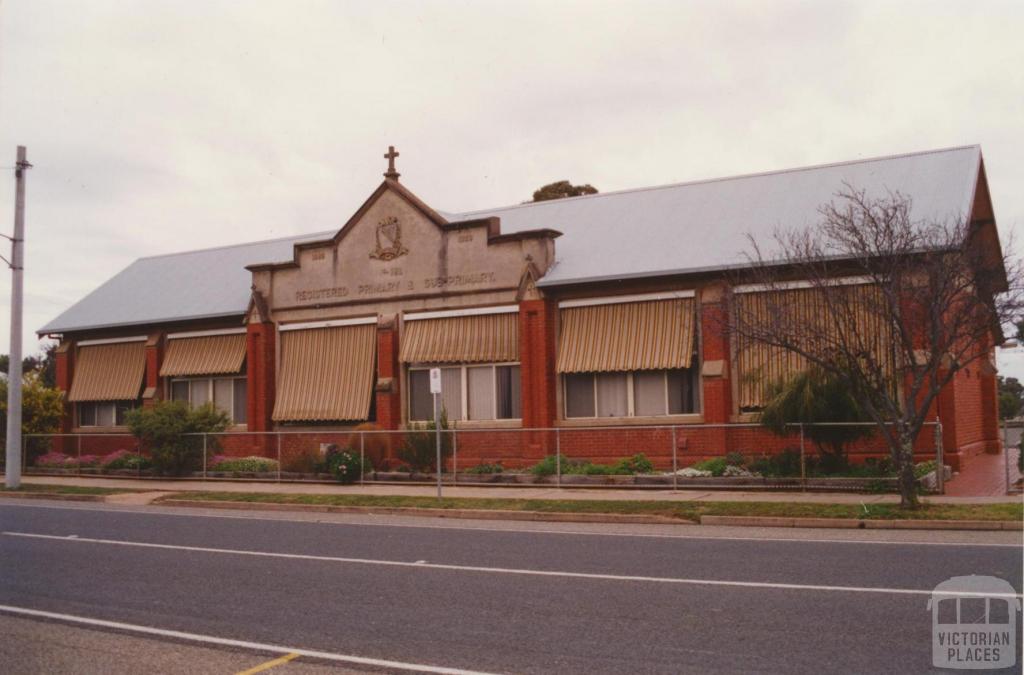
[{"left": 325, "top": 447, "right": 368, "bottom": 484}]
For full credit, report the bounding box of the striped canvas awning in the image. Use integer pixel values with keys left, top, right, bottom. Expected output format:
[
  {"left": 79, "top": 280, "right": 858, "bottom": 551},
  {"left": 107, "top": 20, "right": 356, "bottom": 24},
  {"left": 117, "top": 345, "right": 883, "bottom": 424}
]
[
  {"left": 273, "top": 324, "right": 377, "bottom": 422},
  {"left": 400, "top": 313, "right": 519, "bottom": 363},
  {"left": 159, "top": 334, "right": 247, "bottom": 377},
  {"left": 68, "top": 342, "right": 146, "bottom": 402},
  {"left": 734, "top": 286, "right": 896, "bottom": 408},
  {"left": 556, "top": 299, "right": 695, "bottom": 373}
]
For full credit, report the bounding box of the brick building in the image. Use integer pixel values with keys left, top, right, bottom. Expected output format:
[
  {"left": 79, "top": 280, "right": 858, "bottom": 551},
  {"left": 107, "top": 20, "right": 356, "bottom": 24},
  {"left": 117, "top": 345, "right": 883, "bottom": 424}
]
[{"left": 39, "top": 146, "right": 1004, "bottom": 471}]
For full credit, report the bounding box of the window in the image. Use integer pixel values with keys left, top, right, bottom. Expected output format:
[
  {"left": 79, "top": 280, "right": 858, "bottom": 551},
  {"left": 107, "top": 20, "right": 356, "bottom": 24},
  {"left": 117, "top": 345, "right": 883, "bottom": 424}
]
[
  {"left": 408, "top": 364, "right": 521, "bottom": 422},
  {"left": 77, "top": 401, "right": 137, "bottom": 427},
  {"left": 563, "top": 368, "right": 700, "bottom": 418},
  {"left": 170, "top": 376, "right": 247, "bottom": 424}
]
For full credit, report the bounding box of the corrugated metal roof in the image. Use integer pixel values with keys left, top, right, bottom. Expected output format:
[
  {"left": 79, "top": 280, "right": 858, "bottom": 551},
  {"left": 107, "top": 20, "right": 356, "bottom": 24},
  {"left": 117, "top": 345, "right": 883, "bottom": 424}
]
[
  {"left": 457, "top": 145, "right": 982, "bottom": 286},
  {"left": 39, "top": 230, "right": 333, "bottom": 334},
  {"left": 39, "top": 146, "right": 982, "bottom": 334}
]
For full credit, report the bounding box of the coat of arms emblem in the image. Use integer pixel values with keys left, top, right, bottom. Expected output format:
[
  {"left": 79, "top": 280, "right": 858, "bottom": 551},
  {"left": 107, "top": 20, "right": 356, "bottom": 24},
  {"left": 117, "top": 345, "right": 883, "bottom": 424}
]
[{"left": 369, "top": 216, "right": 408, "bottom": 261}]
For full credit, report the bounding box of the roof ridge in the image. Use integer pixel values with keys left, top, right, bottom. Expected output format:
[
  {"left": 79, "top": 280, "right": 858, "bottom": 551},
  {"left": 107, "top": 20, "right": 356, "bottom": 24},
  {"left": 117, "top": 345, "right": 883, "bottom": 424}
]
[
  {"left": 136, "top": 229, "right": 337, "bottom": 261},
  {"left": 451, "top": 144, "right": 981, "bottom": 218}
]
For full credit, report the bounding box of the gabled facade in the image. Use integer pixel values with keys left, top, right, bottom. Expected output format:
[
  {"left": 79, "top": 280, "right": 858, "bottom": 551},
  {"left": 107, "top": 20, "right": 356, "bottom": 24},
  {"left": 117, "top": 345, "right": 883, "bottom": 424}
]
[{"left": 40, "top": 146, "right": 1004, "bottom": 470}]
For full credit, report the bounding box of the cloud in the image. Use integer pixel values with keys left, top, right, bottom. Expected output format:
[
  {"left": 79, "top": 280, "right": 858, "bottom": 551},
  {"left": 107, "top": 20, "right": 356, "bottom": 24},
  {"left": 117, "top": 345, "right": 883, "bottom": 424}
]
[{"left": 0, "top": 0, "right": 1020, "bottom": 354}]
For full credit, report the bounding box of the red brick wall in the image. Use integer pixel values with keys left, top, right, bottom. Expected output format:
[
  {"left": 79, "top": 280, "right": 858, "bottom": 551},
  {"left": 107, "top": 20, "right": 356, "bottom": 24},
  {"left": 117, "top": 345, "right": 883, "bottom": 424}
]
[{"left": 49, "top": 285, "right": 1000, "bottom": 473}]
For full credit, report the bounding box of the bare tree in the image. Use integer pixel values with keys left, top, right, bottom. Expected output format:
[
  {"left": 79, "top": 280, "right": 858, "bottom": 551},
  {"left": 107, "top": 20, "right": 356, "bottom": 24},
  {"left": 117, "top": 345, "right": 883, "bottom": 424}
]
[{"left": 728, "top": 186, "right": 1022, "bottom": 507}]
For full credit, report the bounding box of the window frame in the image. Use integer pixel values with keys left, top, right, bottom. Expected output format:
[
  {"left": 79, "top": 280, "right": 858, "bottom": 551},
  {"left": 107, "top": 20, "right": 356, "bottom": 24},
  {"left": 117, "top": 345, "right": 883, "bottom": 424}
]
[
  {"left": 562, "top": 367, "right": 701, "bottom": 420},
  {"left": 76, "top": 400, "right": 137, "bottom": 428},
  {"left": 407, "top": 362, "right": 522, "bottom": 423},
  {"left": 168, "top": 375, "right": 248, "bottom": 425}
]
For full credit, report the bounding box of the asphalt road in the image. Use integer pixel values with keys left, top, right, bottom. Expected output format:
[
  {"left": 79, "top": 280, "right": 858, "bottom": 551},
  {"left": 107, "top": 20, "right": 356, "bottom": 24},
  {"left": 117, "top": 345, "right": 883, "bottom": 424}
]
[{"left": 0, "top": 500, "right": 1021, "bottom": 674}]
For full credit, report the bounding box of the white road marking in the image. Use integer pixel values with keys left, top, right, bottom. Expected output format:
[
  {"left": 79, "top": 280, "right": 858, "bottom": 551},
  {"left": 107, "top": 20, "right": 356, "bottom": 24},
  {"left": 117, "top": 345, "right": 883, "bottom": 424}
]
[
  {"left": 2, "top": 499, "right": 1020, "bottom": 548},
  {"left": 5, "top": 531, "right": 1021, "bottom": 599},
  {"left": 0, "top": 603, "right": 498, "bottom": 675}
]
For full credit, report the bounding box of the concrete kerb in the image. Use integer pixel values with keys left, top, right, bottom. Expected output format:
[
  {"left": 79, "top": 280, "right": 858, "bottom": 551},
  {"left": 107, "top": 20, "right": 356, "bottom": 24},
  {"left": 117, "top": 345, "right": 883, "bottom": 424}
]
[
  {"left": 149, "top": 497, "right": 1024, "bottom": 531},
  {"left": 698, "top": 514, "right": 1023, "bottom": 532},
  {"left": 0, "top": 490, "right": 1018, "bottom": 530}
]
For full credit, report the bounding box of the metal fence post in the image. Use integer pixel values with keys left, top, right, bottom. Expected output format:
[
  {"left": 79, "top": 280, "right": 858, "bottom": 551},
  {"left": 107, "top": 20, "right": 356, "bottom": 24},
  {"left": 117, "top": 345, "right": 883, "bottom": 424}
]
[
  {"left": 21, "top": 435, "right": 27, "bottom": 476},
  {"left": 934, "top": 419, "right": 944, "bottom": 495},
  {"left": 203, "top": 434, "right": 208, "bottom": 479},
  {"left": 77, "top": 435, "right": 82, "bottom": 477},
  {"left": 276, "top": 433, "right": 282, "bottom": 483},
  {"left": 799, "top": 424, "right": 806, "bottom": 492},
  {"left": 671, "top": 426, "right": 678, "bottom": 491},
  {"left": 452, "top": 429, "right": 458, "bottom": 486},
  {"left": 360, "top": 432, "right": 365, "bottom": 486},
  {"left": 556, "top": 427, "right": 561, "bottom": 488}
]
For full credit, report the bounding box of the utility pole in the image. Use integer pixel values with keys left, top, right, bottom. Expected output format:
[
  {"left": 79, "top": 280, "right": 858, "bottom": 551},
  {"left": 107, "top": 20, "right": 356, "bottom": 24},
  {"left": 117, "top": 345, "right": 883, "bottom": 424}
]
[{"left": 5, "top": 146, "right": 29, "bottom": 488}]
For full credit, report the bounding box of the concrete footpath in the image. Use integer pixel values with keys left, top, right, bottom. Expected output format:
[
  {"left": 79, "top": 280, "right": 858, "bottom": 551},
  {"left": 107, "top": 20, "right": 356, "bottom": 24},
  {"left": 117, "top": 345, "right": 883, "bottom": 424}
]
[{"left": 15, "top": 474, "right": 1023, "bottom": 504}]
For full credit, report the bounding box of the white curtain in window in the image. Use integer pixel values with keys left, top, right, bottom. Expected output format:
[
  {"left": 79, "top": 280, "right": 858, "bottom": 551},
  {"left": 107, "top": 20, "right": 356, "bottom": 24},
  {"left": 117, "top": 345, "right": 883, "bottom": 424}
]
[
  {"left": 441, "top": 367, "right": 463, "bottom": 421},
  {"left": 190, "top": 380, "right": 210, "bottom": 407},
  {"left": 595, "top": 373, "right": 628, "bottom": 417},
  {"left": 213, "top": 379, "right": 233, "bottom": 416},
  {"left": 634, "top": 371, "right": 666, "bottom": 416},
  {"left": 96, "top": 403, "right": 115, "bottom": 427},
  {"left": 468, "top": 366, "right": 495, "bottom": 420}
]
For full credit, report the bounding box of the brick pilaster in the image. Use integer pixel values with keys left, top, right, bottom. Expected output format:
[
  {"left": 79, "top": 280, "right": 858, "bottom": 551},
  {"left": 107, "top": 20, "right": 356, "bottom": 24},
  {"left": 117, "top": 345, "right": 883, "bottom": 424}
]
[
  {"left": 519, "top": 299, "right": 557, "bottom": 430},
  {"left": 54, "top": 341, "right": 75, "bottom": 452},
  {"left": 246, "top": 321, "right": 276, "bottom": 431},
  {"left": 142, "top": 332, "right": 164, "bottom": 407},
  {"left": 699, "top": 287, "right": 732, "bottom": 457},
  {"left": 518, "top": 299, "right": 557, "bottom": 459},
  {"left": 375, "top": 316, "right": 401, "bottom": 430}
]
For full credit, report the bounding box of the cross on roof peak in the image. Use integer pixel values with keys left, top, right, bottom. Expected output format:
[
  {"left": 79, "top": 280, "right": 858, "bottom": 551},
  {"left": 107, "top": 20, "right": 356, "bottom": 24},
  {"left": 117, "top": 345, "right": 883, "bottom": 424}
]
[{"left": 384, "top": 145, "right": 400, "bottom": 181}]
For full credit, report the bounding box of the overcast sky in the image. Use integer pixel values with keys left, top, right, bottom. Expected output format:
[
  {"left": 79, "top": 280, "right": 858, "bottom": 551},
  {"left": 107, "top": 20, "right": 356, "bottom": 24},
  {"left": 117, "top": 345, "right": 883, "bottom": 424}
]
[{"left": 0, "top": 1, "right": 1021, "bottom": 371}]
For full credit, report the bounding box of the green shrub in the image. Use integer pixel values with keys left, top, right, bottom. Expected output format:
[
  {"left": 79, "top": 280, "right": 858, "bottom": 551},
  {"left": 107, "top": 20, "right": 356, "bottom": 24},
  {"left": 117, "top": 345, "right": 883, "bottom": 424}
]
[
  {"left": 212, "top": 456, "right": 279, "bottom": 473},
  {"left": 760, "top": 367, "right": 874, "bottom": 472},
  {"left": 749, "top": 449, "right": 803, "bottom": 477},
  {"left": 530, "top": 455, "right": 560, "bottom": 477},
  {"left": 125, "top": 401, "right": 230, "bottom": 476},
  {"left": 464, "top": 463, "right": 504, "bottom": 474},
  {"left": 611, "top": 453, "right": 655, "bottom": 475},
  {"left": 399, "top": 411, "right": 453, "bottom": 472},
  {"left": 531, "top": 453, "right": 656, "bottom": 477},
  {"left": 913, "top": 460, "right": 938, "bottom": 479},
  {"left": 325, "top": 446, "right": 370, "bottom": 484},
  {"left": 0, "top": 371, "right": 65, "bottom": 464},
  {"left": 102, "top": 450, "right": 151, "bottom": 471},
  {"left": 692, "top": 457, "right": 728, "bottom": 476},
  {"left": 724, "top": 452, "right": 746, "bottom": 467}
]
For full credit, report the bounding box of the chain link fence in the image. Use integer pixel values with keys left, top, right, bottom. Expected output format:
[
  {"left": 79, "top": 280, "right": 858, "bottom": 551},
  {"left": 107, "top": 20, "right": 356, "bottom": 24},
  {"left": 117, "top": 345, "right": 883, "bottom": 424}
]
[{"left": 18, "top": 421, "right": 946, "bottom": 493}]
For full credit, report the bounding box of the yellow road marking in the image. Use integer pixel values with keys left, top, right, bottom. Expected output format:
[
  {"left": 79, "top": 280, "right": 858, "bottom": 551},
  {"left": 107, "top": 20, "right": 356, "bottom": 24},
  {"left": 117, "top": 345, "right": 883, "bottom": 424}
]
[{"left": 235, "top": 652, "right": 300, "bottom": 675}]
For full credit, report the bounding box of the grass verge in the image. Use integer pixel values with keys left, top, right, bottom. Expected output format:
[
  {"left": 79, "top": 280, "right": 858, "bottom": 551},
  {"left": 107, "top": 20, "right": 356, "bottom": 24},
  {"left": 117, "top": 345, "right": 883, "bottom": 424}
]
[
  {"left": 0, "top": 483, "right": 132, "bottom": 496},
  {"left": 161, "top": 492, "right": 1023, "bottom": 523}
]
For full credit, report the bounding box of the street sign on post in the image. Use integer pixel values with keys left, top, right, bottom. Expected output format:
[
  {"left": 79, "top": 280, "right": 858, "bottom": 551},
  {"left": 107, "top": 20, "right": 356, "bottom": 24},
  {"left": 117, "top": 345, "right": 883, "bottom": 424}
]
[{"left": 430, "top": 368, "right": 442, "bottom": 498}]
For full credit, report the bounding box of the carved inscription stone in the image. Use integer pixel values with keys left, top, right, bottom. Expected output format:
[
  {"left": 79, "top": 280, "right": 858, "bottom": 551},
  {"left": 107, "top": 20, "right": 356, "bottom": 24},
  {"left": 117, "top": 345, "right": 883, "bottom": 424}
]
[{"left": 268, "top": 187, "right": 553, "bottom": 312}]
